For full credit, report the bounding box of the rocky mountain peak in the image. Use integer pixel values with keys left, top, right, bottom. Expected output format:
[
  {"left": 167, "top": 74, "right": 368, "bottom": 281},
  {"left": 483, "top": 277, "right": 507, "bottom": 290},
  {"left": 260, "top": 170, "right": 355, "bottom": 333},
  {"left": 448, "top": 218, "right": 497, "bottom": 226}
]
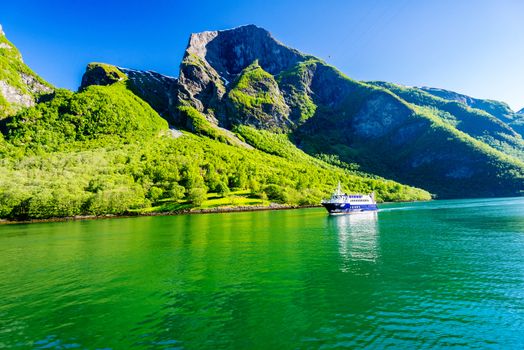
[
  {"left": 80, "top": 62, "right": 127, "bottom": 90},
  {"left": 184, "top": 24, "right": 306, "bottom": 82}
]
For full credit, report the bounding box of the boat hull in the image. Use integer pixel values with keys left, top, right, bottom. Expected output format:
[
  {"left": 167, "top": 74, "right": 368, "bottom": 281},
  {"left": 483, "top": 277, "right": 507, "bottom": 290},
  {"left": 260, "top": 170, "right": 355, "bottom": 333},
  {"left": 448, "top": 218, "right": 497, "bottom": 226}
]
[{"left": 322, "top": 203, "right": 378, "bottom": 215}]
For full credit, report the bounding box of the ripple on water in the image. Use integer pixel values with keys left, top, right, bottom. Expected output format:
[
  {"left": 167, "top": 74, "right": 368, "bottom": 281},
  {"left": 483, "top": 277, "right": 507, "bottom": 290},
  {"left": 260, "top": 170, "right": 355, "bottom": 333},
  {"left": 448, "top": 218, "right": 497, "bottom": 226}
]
[{"left": 0, "top": 198, "right": 524, "bottom": 348}]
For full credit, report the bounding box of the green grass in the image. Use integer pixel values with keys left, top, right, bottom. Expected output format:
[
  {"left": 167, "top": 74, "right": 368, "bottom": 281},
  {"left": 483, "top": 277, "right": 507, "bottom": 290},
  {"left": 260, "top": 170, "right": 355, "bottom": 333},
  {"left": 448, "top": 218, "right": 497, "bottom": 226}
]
[
  {"left": 139, "top": 190, "right": 270, "bottom": 213},
  {"left": 228, "top": 61, "right": 278, "bottom": 108},
  {"left": 197, "top": 190, "right": 270, "bottom": 209},
  {"left": 233, "top": 125, "right": 309, "bottom": 160},
  {"left": 182, "top": 53, "right": 208, "bottom": 69},
  {"left": 82, "top": 62, "right": 128, "bottom": 87}
]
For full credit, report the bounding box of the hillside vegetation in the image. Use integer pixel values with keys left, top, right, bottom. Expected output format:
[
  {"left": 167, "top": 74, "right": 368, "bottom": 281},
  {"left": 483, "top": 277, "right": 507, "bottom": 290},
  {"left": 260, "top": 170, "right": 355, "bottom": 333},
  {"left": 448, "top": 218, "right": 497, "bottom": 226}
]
[
  {"left": 0, "top": 29, "right": 52, "bottom": 118},
  {"left": 1, "top": 24, "right": 523, "bottom": 221},
  {"left": 0, "top": 70, "right": 430, "bottom": 220}
]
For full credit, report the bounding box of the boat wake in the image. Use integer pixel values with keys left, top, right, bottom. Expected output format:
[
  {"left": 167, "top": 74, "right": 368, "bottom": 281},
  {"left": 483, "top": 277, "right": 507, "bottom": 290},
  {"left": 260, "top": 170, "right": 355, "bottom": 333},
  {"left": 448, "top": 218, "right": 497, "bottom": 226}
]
[{"left": 379, "top": 197, "right": 524, "bottom": 213}]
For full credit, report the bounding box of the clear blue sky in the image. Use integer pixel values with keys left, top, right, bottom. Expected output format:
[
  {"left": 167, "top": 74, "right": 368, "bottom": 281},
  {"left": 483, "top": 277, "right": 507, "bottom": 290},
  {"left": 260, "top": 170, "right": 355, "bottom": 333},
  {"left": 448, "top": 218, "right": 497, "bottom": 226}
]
[{"left": 2, "top": 0, "right": 523, "bottom": 111}]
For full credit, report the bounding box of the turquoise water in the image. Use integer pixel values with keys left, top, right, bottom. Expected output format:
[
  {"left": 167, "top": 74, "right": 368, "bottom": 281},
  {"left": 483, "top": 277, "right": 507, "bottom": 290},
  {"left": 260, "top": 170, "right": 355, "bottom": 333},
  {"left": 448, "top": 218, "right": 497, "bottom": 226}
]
[{"left": 1, "top": 198, "right": 523, "bottom": 349}]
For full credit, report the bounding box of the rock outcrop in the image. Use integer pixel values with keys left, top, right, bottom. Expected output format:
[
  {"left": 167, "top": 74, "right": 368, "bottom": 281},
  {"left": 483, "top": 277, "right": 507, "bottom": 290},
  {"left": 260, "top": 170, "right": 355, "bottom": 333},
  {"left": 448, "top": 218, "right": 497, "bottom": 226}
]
[
  {"left": 175, "top": 25, "right": 309, "bottom": 128},
  {"left": 0, "top": 24, "right": 53, "bottom": 118},
  {"left": 79, "top": 63, "right": 180, "bottom": 124},
  {"left": 80, "top": 63, "right": 127, "bottom": 89}
]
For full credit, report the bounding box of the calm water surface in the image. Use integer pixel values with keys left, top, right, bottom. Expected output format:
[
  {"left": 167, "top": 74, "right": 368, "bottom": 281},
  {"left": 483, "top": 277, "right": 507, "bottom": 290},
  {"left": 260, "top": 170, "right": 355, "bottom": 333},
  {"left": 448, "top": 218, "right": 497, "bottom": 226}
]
[{"left": 1, "top": 198, "right": 524, "bottom": 349}]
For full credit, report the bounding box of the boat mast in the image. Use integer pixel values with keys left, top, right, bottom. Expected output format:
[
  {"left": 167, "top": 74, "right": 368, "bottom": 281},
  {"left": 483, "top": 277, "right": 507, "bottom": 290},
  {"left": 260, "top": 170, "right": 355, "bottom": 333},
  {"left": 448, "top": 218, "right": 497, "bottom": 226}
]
[{"left": 336, "top": 181, "right": 342, "bottom": 195}]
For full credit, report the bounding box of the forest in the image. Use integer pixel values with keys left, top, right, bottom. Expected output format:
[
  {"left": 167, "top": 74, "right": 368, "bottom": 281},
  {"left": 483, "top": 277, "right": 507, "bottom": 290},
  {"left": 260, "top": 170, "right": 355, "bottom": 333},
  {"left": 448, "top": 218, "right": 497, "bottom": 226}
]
[{"left": 0, "top": 81, "right": 431, "bottom": 220}]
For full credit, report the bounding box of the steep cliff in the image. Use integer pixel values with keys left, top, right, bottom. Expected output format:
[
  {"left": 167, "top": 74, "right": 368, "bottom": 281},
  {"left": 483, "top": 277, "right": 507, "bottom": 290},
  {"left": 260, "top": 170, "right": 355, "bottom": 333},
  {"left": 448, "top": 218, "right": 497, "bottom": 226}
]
[{"left": 0, "top": 24, "right": 53, "bottom": 119}]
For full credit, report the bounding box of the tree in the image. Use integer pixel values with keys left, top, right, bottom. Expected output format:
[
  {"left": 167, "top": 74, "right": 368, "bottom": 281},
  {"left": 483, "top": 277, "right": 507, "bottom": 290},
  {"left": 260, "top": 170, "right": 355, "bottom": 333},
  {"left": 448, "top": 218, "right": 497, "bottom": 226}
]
[
  {"left": 216, "top": 181, "right": 230, "bottom": 197},
  {"left": 264, "top": 184, "right": 285, "bottom": 202},
  {"left": 188, "top": 187, "right": 207, "bottom": 206},
  {"left": 147, "top": 186, "right": 164, "bottom": 202},
  {"left": 168, "top": 183, "right": 186, "bottom": 201}
]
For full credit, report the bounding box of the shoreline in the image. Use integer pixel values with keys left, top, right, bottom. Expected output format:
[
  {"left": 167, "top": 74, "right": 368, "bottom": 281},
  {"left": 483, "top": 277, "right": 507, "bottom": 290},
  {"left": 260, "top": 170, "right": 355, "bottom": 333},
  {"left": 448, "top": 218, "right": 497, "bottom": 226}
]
[{"left": 0, "top": 203, "right": 322, "bottom": 225}]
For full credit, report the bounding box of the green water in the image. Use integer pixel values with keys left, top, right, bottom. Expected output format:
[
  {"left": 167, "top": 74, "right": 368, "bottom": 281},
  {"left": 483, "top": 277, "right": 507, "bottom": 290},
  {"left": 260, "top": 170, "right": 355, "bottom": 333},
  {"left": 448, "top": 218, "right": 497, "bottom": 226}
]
[{"left": 1, "top": 198, "right": 523, "bottom": 349}]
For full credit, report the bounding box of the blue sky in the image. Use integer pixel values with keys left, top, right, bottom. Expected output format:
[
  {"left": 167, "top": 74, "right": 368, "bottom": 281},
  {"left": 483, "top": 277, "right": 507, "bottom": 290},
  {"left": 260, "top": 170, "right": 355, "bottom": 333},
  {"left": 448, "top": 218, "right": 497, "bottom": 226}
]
[{"left": 1, "top": 0, "right": 523, "bottom": 111}]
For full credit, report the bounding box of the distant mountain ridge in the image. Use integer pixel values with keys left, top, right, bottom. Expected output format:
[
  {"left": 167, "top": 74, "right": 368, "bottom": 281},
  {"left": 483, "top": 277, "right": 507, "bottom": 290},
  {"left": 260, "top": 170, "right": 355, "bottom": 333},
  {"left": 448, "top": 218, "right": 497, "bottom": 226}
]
[
  {"left": 418, "top": 86, "right": 515, "bottom": 121},
  {"left": 1, "top": 24, "right": 524, "bottom": 205},
  {"left": 418, "top": 86, "right": 524, "bottom": 135}
]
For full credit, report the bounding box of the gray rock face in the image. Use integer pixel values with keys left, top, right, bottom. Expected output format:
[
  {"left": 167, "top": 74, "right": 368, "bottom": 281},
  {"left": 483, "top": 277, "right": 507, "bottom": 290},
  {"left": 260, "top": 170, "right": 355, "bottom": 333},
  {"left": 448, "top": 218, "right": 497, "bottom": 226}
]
[
  {"left": 119, "top": 68, "right": 180, "bottom": 124},
  {"left": 161, "top": 25, "right": 302, "bottom": 129},
  {"left": 187, "top": 25, "right": 305, "bottom": 82},
  {"left": 21, "top": 73, "right": 53, "bottom": 96},
  {"left": 0, "top": 25, "right": 53, "bottom": 117},
  {"left": 177, "top": 50, "right": 226, "bottom": 124},
  {"left": 352, "top": 92, "right": 412, "bottom": 138},
  {"left": 0, "top": 80, "right": 33, "bottom": 107},
  {"left": 177, "top": 25, "right": 308, "bottom": 128},
  {"left": 0, "top": 75, "right": 52, "bottom": 112}
]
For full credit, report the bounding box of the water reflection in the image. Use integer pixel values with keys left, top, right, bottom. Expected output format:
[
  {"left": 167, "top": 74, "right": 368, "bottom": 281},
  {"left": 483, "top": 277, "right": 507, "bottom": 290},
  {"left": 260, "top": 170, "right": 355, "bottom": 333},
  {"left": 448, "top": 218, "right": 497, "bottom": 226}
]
[{"left": 328, "top": 212, "right": 379, "bottom": 271}]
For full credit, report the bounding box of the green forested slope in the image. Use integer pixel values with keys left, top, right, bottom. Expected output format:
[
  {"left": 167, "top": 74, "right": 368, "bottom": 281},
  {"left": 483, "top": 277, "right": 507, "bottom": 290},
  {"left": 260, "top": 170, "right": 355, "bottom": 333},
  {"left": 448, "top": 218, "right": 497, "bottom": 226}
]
[
  {"left": 278, "top": 61, "right": 524, "bottom": 198},
  {"left": 3, "top": 83, "right": 168, "bottom": 151},
  {"left": 0, "top": 70, "right": 430, "bottom": 220},
  {"left": 0, "top": 123, "right": 430, "bottom": 219},
  {"left": 368, "top": 81, "right": 524, "bottom": 160}
]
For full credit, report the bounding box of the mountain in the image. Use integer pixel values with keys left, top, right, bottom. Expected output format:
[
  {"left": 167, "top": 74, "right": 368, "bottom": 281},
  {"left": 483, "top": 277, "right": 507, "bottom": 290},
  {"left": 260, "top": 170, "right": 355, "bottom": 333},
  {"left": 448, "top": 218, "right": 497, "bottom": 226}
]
[
  {"left": 418, "top": 86, "right": 515, "bottom": 122},
  {"left": 368, "top": 82, "right": 524, "bottom": 159},
  {"left": 79, "top": 25, "right": 523, "bottom": 199},
  {"left": 1, "top": 24, "right": 523, "bottom": 220},
  {"left": 418, "top": 86, "right": 524, "bottom": 135},
  {"left": 0, "top": 25, "right": 431, "bottom": 220},
  {"left": 0, "top": 25, "right": 53, "bottom": 119}
]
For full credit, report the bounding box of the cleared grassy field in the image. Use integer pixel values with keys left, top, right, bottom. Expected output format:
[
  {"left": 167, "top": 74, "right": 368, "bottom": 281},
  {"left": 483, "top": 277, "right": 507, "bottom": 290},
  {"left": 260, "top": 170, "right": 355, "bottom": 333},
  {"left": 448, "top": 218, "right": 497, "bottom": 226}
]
[{"left": 141, "top": 190, "right": 271, "bottom": 213}]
